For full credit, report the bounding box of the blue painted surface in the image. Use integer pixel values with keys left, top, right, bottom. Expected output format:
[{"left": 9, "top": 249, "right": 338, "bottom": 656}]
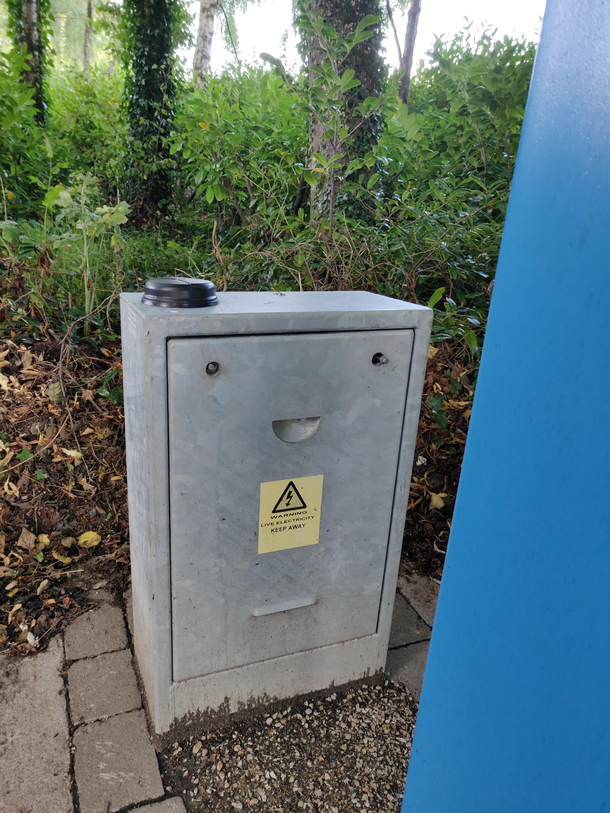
[{"left": 402, "top": 1, "right": 610, "bottom": 811}]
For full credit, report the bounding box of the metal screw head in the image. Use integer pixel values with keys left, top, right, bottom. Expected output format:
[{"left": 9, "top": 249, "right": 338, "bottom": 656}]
[
  {"left": 206, "top": 361, "right": 220, "bottom": 376},
  {"left": 372, "top": 353, "right": 389, "bottom": 366}
]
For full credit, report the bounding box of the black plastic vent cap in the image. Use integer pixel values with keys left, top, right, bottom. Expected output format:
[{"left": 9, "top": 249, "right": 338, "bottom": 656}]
[{"left": 141, "top": 277, "right": 219, "bottom": 308}]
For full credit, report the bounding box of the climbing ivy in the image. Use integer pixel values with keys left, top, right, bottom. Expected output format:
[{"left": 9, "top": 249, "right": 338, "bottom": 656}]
[{"left": 122, "top": 0, "right": 191, "bottom": 212}]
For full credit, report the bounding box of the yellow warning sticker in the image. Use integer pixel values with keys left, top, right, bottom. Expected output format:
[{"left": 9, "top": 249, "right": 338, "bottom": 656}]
[{"left": 258, "top": 475, "right": 324, "bottom": 554}]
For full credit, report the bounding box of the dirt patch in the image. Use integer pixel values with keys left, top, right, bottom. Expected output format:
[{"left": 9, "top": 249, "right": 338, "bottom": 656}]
[
  {"left": 0, "top": 334, "right": 130, "bottom": 653},
  {"left": 402, "top": 343, "right": 474, "bottom": 580}
]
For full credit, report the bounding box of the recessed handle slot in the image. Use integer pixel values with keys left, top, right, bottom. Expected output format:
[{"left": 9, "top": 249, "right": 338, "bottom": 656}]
[
  {"left": 272, "top": 416, "right": 321, "bottom": 443},
  {"left": 252, "top": 596, "right": 318, "bottom": 617}
]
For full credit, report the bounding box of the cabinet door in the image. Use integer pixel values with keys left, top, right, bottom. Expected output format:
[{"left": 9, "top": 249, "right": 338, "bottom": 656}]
[{"left": 168, "top": 329, "right": 414, "bottom": 682}]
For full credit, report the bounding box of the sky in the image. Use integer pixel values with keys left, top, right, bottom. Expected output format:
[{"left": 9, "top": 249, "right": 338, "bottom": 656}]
[{"left": 184, "top": 0, "right": 548, "bottom": 75}]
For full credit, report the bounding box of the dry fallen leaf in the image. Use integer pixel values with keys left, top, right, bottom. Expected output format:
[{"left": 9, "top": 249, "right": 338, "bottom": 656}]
[
  {"left": 21, "top": 350, "right": 33, "bottom": 370},
  {"left": 46, "top": 381, "right": 63, "bottom": 404},
  {"left": 4, "top": 477, "right": 19, "bottom": 497},
  {"left": 428, "top": 346, "right": 439, "bottom": 359},
  {"left": 60, "top": 537, "right": 77, "bottom": 548},
  {"left": 80, "top": 427, "right": 95, "bottom": 437},
  {"left": 61, "top": 449, "right": 83, "bottom": 459},
  {"left": 0, "top": 533, "right": 5, "bottom": 555},
  {"left": 52, "top": 551, "right": 71, "bottom": 564},
  {"left": 77, "top": 531, "right": 102, "bottom": 548},
  {"left": 36, "top": 534, "right": 50, "bottom": 549},
  {"left": 429, "top": 492, "right": 447, "bottom": 510},
  {"left": 37, "top": 579, "right": 49, "bottom": 595},
  {"left": 17, "top": 528, "right": 36, "bottom": 551},
  {"left": 0, "top": 450, "right": 14, "bottom": 471}
]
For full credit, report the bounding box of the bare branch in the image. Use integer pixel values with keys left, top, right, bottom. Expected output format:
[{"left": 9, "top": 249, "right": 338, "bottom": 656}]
[
  {"left": 386, "top": 0, "right": 402, "bottom": 64},
  {"left": 399, "top": 0, "right": 422, "bottom": 105}
]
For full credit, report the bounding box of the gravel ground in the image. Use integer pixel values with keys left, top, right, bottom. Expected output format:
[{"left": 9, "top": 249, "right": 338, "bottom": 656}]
[{"left": 159, "top": 681, "right": 417, "bottom": 812}]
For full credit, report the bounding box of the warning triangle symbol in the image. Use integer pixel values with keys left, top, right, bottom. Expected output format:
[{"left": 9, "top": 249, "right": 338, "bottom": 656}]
[{"left": 272, "top": 481, "right": 307, "bottom": 513}]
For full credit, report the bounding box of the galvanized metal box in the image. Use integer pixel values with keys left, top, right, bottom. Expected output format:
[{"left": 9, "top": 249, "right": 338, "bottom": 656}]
[{"left": 120, "top": 290, "right": 431, "bottom": 736}]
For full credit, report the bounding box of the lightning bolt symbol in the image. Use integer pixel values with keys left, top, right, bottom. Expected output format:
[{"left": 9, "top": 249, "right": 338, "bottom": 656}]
[{"left": 285, "top": 489, "right": 293, "bottom": 507}]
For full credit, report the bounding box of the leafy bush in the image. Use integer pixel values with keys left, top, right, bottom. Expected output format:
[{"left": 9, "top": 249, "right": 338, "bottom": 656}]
[
  {"left": 47, "top": 66, "right": 128, "bottom": 201},
  {"left": 0, "top": 47, "right": 50, "bottom": 218},
  {"left": 172, "top": 66, "right": 308, "bottom": 228}
]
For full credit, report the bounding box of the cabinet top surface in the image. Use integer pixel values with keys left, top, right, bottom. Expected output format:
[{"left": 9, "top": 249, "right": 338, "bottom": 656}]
[{"left": 121, "top": 290, "right": 430, "bottom": 319}]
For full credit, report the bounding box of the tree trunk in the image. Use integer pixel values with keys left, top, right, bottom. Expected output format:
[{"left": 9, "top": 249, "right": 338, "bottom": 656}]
[
  {"left": 398, "top": 0, "right": 421, "bottom": 104},
  {"left": 13, "top": 0, "right": 46, "bottom": 122},
  {"left": 82, "top": 0, "right": 93, "bottom": 76},
  {"left": 307, "top": 0, "right": 383, "bottom": 219},
  {"left": 308, "top": 0, "right": 382, "bottom": 151},
  {"left": 193, "top": 0, "right": 219, "bottom": 88}
]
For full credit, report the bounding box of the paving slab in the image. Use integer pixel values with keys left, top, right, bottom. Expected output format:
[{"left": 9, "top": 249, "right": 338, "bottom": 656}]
[
  {"left": 137, "top": 798, "right": 187, "bottom": 812},
  {"left": 74, "top": 709, "right": 164, "bottom": 813},
  {"left": 0, "top": 636, "right": 72, "bottom": 813},
  {"left": 385, "top": 641, "right": 430, "bottom": 701},
  {"left": 68, "top": 648, "right": 142, "bottom": 725},
  {"left": 87, "top": 587, "right": 114, "bottom": 603},
  {"left": 389, "top": 592, "right": 431, "bottom": 648},
  {"left": 64, "top": 604, "right": 127, "bottom": 661},
  {"left": 397, "top": 570, "right": 440, "bottom": 627}
]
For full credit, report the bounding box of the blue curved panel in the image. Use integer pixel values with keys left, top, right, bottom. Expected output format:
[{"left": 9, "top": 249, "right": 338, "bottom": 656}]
[{"left": 402, "top": 1, "right": 610, "bottom": 810}]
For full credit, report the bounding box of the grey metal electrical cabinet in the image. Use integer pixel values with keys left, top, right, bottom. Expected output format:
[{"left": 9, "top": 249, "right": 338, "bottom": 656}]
[{"left": 120, "top": 285, "right": 431, "bottom": 737}]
